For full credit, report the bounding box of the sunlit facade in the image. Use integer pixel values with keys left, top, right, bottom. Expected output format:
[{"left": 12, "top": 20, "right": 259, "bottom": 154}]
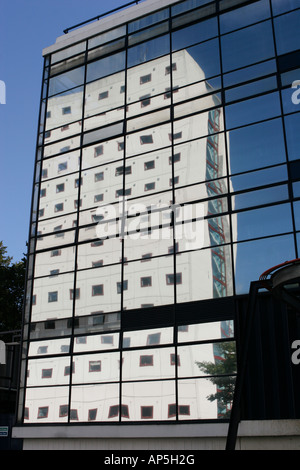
[{"left": 14, "top": 0, "right": 300, "bottom": 449}]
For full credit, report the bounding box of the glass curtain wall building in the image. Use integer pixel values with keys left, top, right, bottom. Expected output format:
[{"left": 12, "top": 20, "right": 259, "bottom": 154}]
[{"left": 15, "top": 0, "right": 300, "bottom": 437}]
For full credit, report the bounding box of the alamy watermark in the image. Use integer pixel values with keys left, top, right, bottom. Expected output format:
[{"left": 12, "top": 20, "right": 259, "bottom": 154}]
[
  {"left": 291, "top": 80, "right": 300, "bottom": 105},
  {"left": 95, "top": 198, "right": 205, "bottom": 250},
  {"left": 0, "top": 80, "right": 6, "bottom": 105},
  {"left": 291, "top": 340, "right": 300, "bottom": 365}
]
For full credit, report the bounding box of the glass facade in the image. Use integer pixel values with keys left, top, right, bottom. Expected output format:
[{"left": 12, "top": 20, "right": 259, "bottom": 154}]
[{"left": 18, "top": 0, "right": 300, "bottom": 425}]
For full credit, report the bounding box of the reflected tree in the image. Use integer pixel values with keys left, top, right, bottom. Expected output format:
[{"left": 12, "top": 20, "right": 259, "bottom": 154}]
[{"left": 196, "top": 341, "right": 236, "bottom": 418}]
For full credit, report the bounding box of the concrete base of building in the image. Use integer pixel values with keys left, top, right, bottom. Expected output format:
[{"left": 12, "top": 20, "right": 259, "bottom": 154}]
[{"left": 12, "top": 419, "right": 300, "bottom": 450}]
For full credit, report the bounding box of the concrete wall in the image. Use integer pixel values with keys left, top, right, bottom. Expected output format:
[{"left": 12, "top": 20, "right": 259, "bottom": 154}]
[{"left": 13, "top": 420, "right": 300, "bottom": 450}]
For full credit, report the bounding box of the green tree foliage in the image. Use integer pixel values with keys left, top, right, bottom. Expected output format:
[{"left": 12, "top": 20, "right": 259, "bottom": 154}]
[
  {"left": 0, "top": 242, "right": 26, "bottom": 331},
  {"left": 196, "top": 341, "right": 237, "bottom": 418}
]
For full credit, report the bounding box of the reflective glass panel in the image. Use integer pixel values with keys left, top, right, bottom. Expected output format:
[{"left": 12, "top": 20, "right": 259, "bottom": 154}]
[
  {"left": 46, "top": 87, "right": 84, "bottom": 132},
  {"left": 232, "top": 184, "right": 289, "bottom": 210},
  {"left": 234, "top": 234, "right": 296, "bottom": 294},
  {"left": 177, "top": 320, "right": 234, "bottom": 342},
  {"left": 28, "top": 338, "right": 71, "bottom": 356},
  {"left": 86, "top": 51, "right": 125, "bottom": 82},
  {"left": 127, "top": 55, "right": 171, "bottom": 105},
  {"left": 226, "top": 119, "right": 286, "bottom": 174},
  {"left": 85, "top": 71, "right": 125, "bottom": 118},
  {"left": 34, "top": 246, "right": 76, "bottom": 277},
  {"left": 232, "top": 203, "right": 293, "bottom": 242},
  {"left": 72, "top": 352, "right": 120, "bottom": 384},
  {"left": 127, "top": 35, "right": 170, "bottom": 68},
  {"left": 122, "top": 327, "right": 173, "bottom": 348},
  {"left": 274, "top": 10, "right": 300, "bottom": 55},
  {"left": 177, "top": 341, "right": 237, "bottom": 377},
  {"left": 221, "top": 21, "right": 275, "bottom": 73},
  {"left": 121, "top": 380, "right": 176, "bottom": 421},
  {"left": 172, "top": 18, "right": 218, "bottom": 51},
  {"left": 225, "top": 92, "right": 281, "bottom": 130},
  {"left": 48, "top": 67, "right": 85, "bottom": 96},
  {"left": 172, "top": 39, "right": 220, "bottom": 85},
  {"left": 272, "top": 0, "right": 299, "bottom": 14},
  {"left": 73, "top": 332, "right": 119, "bottom": 353},
  {"left": 178, "top": 377, "right": 236, "bottom": 419},
  {"left": 31, "top": 272, "right": 74, "bottom": 322},
  {"left": 70, "top": 383, "right": 120, "bottom": 422},
  {"left": 27, "top": 357, "right": 71, "bottom": 386},
  {"left": 24, "top": 386, "right": 70, "bottom": 423},
  {"left": 122, "top": 347, "right": 175, "bottom": 381},
  {"left": 230, "top": 165, "right": 288, "bottom": 192},
  {"left": 82, "top": 137, "right": 124, "bottom": 169},
  {"left": 123, "top": 256, "right": 174, "bottom": 310},
  {"left": 176, "top": 246, "right": 233, "bottom": 302},
  {"left": 220, "top": 0, "right": 270, "bottom": 34},
  {"left": 128, "top": 9, "right": 169, "bottom": 33},
  {"left": 75, "top": 264, "right": 121, "bottom": 316}
]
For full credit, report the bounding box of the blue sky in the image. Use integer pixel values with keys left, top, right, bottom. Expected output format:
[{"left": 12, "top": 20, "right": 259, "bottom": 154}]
[{"left": 0, "top": 0, "right": 131, "bottom": 262}]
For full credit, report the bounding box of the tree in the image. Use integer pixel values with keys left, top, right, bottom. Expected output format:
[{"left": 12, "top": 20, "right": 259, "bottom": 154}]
[
  {"left": 0, "top": 243, "right": 26, "bottom": 332},
  {"left": 196, "top": 341, "right": 237, "bottom": 418}
]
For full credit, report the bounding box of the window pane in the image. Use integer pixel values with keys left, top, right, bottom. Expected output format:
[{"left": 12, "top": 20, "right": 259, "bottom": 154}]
[
  {"left": 75, "top": 265, "right": 121, "bottom": 316},
  {"left": 72, "top": 352, "right": 120, "bottom": 383},
  {"left": 122, "top": 348, "right": 175, "bottom": 381},
  {"left": 48, "top": 67, "right": 85, "bottom": 96},
  {"left": 227, "top": 118, "right": 286, "bottom": 174},
  {"left": 121, "top": 380, "right": 176, "bottom": 421},
  {"left": 128, "top": 9, "right": 169, "bottom": 33},
  {"left": 24, "top": 386, "right": 69, "bottom": 423},
  {"left": 123, "top": 327, "right": 173, "bottom": 348},
  {"left": 177, "top": 342, "right": 237, "bottom": 377},
  {"left": 127, "top": 35, "right": 170, "bottom": 68},
  {"left": 232, "top": 203, "right": 293, "bottom": 242},
  {"left": 177, "top": 320, "right": 234, "bottom": 343},
  {"left": 178, "top": 377, "right": 235, "bottom": 419},
  {"left": 220, "top": 0, "right": 270, "bottom": 34},
  {"left": 123, "top": 256, "right": 174, "bottom": 310},
  {"left": 233, "top": 184, "right": 288, "bottom": 210},
  {"left": 176, "top": 246, "right": 233, "bottom": 302},
  {"left": 85, "top": 71, "right": 125, "bottom": 118},
  {"left": 274, "top": 10, "right": 300, "bottom": 55},
  {"left": 71, "top": 383, "right": 119, "bottom": 422},
  {"left": 173, "top": 39, "right": 220, "bottom": 85},
  {"left": 272, "top": 0, "right": 299, "bottom": 15},
  {"left": 225, "top": 92, "right": 281, "bottom": 129},
  {"left": 234, "top": 235, "right": 296, "bottom": 295},
  {"left": 221, "top": 21, "right": 275, "bottom": 73},
  {"left": 86, "top": 51, "right": 125, "bottom": 82},
  {"left": 172, "top": 17, "right": 218, "bottom": 51}
]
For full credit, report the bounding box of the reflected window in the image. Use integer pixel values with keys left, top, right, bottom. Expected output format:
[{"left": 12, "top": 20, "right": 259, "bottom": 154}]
[
  {"left": 147, "top": 333, "right": 161, "bottom": 345},
  {"left": 166, "top": 273, "right": 182, "bottom": 285},
  {"left": 141, "top": 406, "right": 153, "bottom": 419},
  {"left": 141, "top": 276, "right": 152, "bottom": 287},
  {"left": 48, "top": 291, "right": 58, "bottom": 302},
  {"left": 37, "top": 407, "right": 49, "bottom": 419},
  {"left": 92, "top": 285, "right": 104, "bottom": 296},
  {"left": 140, "top": 355, "right": 154, "bottom": 366}
]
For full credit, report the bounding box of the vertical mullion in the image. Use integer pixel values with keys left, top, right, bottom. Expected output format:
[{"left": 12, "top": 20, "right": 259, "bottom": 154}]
[
  {"left": 119, "top": 26, "right": 129, "bottom": 424},
  {"left": 67, "top": 39, "right": 89, "bottom": 423},
  {"left": 169, "top": 10, "right": 179, "bottom": 423}
]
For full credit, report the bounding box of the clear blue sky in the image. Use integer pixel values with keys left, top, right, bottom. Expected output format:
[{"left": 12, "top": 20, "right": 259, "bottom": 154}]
[{"left": 0, "top": 0, "right": 132, "bottom": 262}]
